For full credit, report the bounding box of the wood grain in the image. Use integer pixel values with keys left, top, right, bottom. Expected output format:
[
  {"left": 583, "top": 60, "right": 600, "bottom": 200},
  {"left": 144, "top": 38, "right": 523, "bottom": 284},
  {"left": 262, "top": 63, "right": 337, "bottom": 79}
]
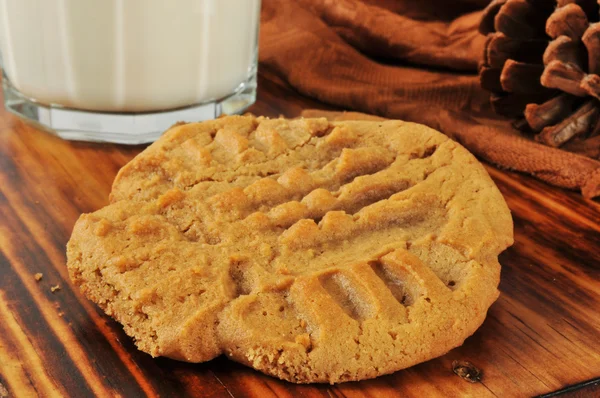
[{"left": 0, "top": 68, "right": 599, "bottom": 397}]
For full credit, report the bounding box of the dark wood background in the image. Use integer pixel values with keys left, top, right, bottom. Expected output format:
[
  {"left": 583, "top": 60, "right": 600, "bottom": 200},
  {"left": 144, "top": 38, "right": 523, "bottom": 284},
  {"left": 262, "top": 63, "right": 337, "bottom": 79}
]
[{"left": 0, "top": 67, "right": 599, "bottom": 397}]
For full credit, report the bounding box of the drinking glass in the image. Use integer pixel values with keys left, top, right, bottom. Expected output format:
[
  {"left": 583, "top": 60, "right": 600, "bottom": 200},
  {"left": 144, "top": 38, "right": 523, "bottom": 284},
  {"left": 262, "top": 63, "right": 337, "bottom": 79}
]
[{"left": 0, "top": 0, "right": 260, "bottom": 144}]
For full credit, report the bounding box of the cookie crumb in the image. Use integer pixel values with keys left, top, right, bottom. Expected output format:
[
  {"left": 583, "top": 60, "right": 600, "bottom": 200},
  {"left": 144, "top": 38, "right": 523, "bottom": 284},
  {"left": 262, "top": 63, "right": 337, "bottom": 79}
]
[
  {"left": 50, "top": 285, "right": 61, "bottom": 293},
  {"left": 452, "top": 360, "right": 482, "bottom": 383},
  {"left": 34, "top": 273, "right": 43, "bottom": 281}
]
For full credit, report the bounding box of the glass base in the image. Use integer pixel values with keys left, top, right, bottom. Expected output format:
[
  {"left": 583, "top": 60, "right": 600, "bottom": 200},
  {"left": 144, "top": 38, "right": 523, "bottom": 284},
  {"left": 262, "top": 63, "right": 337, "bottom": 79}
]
[{"left": 2, "top": 74, "right": 257, "bottom": 145}]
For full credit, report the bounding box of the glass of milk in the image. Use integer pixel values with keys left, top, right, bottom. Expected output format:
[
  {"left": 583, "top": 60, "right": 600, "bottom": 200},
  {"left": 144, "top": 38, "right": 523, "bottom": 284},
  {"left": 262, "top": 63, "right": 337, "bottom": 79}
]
[{"left": 0, "top": 0, "right": 260, "bottom": 144}]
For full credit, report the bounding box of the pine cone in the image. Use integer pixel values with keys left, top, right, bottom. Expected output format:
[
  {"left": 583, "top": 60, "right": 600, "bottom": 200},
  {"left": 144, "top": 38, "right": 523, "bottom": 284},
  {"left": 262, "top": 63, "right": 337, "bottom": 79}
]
[{"left": 478, "top": 0, "right": 600, "bottom": 149}]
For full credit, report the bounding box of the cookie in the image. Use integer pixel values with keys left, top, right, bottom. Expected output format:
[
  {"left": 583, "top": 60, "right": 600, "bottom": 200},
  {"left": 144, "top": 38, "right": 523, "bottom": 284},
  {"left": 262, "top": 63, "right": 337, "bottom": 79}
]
[{"left": 67, "top": 115, "right": 513, "bottom": 383}]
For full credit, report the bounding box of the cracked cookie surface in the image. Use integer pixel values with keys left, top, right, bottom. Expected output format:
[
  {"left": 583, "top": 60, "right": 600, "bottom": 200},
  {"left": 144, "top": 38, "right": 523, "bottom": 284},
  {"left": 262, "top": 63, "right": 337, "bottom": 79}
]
[{"left": 67, "top": 115, "right": 513, "bottom": 383}]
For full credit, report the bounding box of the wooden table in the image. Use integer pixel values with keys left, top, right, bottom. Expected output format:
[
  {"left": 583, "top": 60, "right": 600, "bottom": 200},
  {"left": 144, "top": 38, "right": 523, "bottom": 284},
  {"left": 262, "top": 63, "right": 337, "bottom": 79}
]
[{"left": 1, "top": 68, "right": 599, "bottom": 398}]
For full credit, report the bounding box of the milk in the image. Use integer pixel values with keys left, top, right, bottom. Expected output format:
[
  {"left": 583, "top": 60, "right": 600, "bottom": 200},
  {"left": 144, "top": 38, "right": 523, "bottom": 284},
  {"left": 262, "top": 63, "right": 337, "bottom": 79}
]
[{"left": 0, "top": 0, "right": 260, "bottom": 112}]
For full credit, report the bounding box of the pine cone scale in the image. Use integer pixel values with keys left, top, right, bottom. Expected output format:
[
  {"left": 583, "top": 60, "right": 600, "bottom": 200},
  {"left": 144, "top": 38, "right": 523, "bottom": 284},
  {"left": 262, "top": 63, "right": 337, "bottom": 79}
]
[
  {"left": 525, "top": 93, "right": 579, "bottom": 131},
  {"left": 546, "top": 4, "right": 589, "bottom": 39},
  {"left": 486, "top": 32, "right": 547, "bottom": 67},
  {"left": 495, "top": 0, "right": 551, "bottom": 39},
  {"left": 501, "top": 60, "right": 549, "bottom": 93},
  {"left": 536, "top": 100, "right": 599, "bottom": 146},
  {"left": 582, "top": 23, "right": 600, "bottom": 73},
  {"left": 557, "top": 0, "right": 599, "bottom": 20},
  {"left": 543, "top": 36, "right": 585, "bottom": 66},
  {"left": 541, "top": 60, "right": 589, "bottom": 96},
  {"left": 480, "top": 0, "right": 509, "bottom": 35},
  {"left": 581, "top": 74, "right": 600, "bottom": 99}
]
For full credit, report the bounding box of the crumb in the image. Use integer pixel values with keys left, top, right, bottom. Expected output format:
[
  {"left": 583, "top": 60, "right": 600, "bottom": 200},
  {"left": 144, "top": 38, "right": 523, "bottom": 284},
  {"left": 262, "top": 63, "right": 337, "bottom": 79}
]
[
  {"left": 452, "top": 360, "right": 482, "bottom": 383},
  {"left": 50, "top": 285, "right": 61, "bottom": 293},
  {"left": 58, "top": 312, "right": 64, "bottom": 317},
  {"left": 34, "top": 273, "right": 43, "bottom": 281}
]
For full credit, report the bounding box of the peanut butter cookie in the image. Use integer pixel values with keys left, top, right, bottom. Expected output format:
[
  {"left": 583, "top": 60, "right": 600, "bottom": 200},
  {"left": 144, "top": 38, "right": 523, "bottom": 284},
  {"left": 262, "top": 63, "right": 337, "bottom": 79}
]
[{"left": 67, "top": 115, "right": 513, "bottom": 383}]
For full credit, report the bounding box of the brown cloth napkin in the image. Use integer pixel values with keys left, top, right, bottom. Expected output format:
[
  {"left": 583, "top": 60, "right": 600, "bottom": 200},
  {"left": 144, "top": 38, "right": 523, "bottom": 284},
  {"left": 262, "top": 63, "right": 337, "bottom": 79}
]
[{"left": 259, "top": 0, "right": 600, "bottom": 199}]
